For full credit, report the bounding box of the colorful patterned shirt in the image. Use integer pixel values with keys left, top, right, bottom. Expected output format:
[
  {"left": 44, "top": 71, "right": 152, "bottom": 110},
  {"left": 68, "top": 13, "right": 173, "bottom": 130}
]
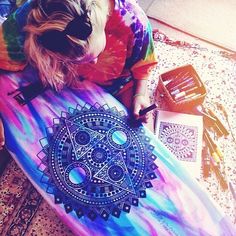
[{"left": 0, "top": 0, "right": 157, "bottom": 92}]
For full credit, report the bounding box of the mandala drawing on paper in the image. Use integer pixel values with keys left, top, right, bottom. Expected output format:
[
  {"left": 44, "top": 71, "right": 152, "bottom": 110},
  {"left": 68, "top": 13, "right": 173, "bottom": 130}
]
[{"left": 158, "top": 122, "right": 198, "bottom": 162}]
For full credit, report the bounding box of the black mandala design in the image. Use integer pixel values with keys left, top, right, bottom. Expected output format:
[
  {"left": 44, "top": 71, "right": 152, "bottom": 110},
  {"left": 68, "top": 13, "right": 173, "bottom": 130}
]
[
  {"left": 158, "top": 122, "right": 198, "bottom": 162},
  {"left": 38, "top": 103, "right": 159, "bottom": 221}
]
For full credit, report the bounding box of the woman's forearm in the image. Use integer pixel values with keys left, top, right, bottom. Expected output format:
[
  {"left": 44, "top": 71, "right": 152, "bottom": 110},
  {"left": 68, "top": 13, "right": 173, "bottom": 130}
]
[
  {"left": 0, "top": 117, "right": 5, "bottom": 149},
  {"left": 134, "top": 79, "right": 148, "bottom": 96}
]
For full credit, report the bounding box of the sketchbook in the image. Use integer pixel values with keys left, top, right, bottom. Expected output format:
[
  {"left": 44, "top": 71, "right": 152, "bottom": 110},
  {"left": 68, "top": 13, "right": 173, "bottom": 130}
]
[{"left": 155, "top": 110, "right": 203, "bottom": 179}]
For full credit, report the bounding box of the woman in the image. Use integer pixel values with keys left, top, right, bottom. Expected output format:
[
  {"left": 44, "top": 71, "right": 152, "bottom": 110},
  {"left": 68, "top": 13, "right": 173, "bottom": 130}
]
[
  {"left": 1, "top": 2, "right": 235, "bottom": 235},
  {"left": 0, "top": 0, "right": 157, "bottom": 148}
]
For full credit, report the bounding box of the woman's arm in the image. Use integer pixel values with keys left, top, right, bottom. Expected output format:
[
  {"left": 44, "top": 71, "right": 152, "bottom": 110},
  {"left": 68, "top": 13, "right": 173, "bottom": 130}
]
[
  {"left": 124, "top": 5, "right": 157, "bottom": 126},
  {"left": 133, "top": 79, "right": 148, "bottom": 119},
  {"left": 0, "top": 0, "right": 32, "bottom": 71},
  {"left": 0, "top": 118, "right": 5, "bottom": 150}
]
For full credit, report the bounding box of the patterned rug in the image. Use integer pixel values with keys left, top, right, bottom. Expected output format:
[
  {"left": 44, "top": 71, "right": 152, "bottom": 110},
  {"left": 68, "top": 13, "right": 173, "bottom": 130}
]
[
  {"left": 0, "top": 159, "right": 74, "bottom": 236},
  {"left": 0, "top": 29, "right": 235, "bottom": 235}
]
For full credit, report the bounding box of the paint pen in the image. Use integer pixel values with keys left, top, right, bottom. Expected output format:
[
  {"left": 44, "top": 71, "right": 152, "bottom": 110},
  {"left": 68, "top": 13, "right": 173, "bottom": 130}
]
[
  {"left": 174, "top": 86, "right": 199, "bottom": 100},
  {"left": 203, "top": 129, "right": 222, "bottom": 162},
  {"left": 165, "top": 71, "right": 191, "bottom": 89},
  {"left": 191, "top": 74, "right": 202, "bottom": 87},
  {"left": 139, "top": 103, "right": 158, "bottom": 116},
  {"left": 163, "top": 79, "right": 172, "bottom": 86},
  {"left": 194, "top": 105, "right": 217, "bottom": 125},
  {"left": 203, "top": 130, "right": 221, "bottom": 164},
  {"left": 174, "top": 93, "right": 201, "bottom": 102},
  {"left": 213, "top": 122, "right": 225, "bottom": 138},
  {"left": 202, "top": 108, "right": 224, "bottom": 137},
  {"left": 167, "top": 76, "right": 194, "bottom": 91},
  {"left": 202, "top": 142, "right": 211, "bottom": 178},
  {"left": 229, "top": 181, "right": 236, "bottom": 200},
  {"left": 206, "top": 108, "right": 229, "bottom": 136},
  {"left": 170, "top": 81, "right": 196, "bottom": 95},
  {"left": 162, "top": 74, "right": 176, "bottom": 85},
  {"left": 205, "top": 129, "right": 223, "bottom": 160},
  {"left": 204, "top": 139, "right": 228, "bottom": 190},
  {"left": 210, "top": 161, "right": 228, "bottom": 190}
]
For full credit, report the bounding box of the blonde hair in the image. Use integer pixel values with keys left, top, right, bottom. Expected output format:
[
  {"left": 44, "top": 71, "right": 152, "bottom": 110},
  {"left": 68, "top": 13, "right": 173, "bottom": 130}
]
[{"left": 24, "top": 0, "right": 109, "bottom": 90}]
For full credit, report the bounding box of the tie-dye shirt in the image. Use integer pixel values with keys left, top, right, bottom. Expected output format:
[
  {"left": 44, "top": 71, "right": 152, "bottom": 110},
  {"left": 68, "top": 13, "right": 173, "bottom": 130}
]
[{"left": 0, "top": 0, "right": 157, "bottom": 91}]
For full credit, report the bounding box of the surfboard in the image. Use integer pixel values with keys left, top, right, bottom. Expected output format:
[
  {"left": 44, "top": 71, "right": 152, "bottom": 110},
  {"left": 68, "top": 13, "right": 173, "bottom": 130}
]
[{"left": 0, "top": 67, "right": 234, "bottom": 236}]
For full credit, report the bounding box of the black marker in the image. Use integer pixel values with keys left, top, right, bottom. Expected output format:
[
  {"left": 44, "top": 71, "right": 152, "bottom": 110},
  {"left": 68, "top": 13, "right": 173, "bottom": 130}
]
[{"left": 139, "top": 103, "right": 158, "bottom": 116}]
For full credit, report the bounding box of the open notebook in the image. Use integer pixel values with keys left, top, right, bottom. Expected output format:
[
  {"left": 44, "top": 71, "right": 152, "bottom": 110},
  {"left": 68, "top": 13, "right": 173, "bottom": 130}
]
[{"left": 155, "top": 110, "right": 203, "bottom": 179}]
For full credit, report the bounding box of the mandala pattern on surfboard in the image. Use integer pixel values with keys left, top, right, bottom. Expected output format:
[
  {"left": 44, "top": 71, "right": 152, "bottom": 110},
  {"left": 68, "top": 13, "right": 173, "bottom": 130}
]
[{"left": 38, "top": 103, "right": 160, "bottom": 220}]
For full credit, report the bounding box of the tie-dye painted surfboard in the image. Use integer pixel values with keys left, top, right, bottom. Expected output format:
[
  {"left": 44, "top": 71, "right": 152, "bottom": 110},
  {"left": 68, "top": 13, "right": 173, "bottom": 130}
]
[{"left": 0, "top": 67, "right": 235, "bottom": 236}]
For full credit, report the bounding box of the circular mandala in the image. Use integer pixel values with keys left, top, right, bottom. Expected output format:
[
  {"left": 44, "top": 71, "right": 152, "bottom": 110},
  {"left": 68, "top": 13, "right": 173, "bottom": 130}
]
[
  {"left": 159, "top": 122, "right": 197, "bottom": 162},
  {"left": 107, "top": 127, "right": 131, "bottom": 149},
  {"left": 75, "top": 130, "right": 91, "bottom": 145},
  {"left": 64, "top": 162, "right": 91, "bottom": 188},
  {"left": 91, "top": 147, "right": 108, "bottom": 163},
  {"left": 38, "top": 104, "right": 159, "bottom": 221},
  {"left": 108, "top": 165, "right": 124, "bottom": 182}
]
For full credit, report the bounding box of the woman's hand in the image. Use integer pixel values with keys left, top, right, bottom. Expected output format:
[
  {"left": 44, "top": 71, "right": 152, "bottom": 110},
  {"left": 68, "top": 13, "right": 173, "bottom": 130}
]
[
  {"left": 132, "top": 94, "right": 151, "bottom": 123},
  {"left": 0, "top": 117, "right": 5, "bottom": 150},
  {"left": 132, "top": 78, "right": 151, "bottom": 122},
  {"left": 132, "top": 79, "right": 155, "bottom": 132}
]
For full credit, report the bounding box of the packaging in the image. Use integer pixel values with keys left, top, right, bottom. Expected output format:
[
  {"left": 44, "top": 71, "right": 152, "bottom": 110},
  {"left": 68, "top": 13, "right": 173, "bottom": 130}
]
[{"left": 157, "top": 64, "right": 207, "bottom": 112}]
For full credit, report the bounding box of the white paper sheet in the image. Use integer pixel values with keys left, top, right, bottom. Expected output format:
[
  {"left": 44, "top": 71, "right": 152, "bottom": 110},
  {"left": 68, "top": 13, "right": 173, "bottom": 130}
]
[{"left": 155, "top": 110, "right": 203, "bottom": 179}]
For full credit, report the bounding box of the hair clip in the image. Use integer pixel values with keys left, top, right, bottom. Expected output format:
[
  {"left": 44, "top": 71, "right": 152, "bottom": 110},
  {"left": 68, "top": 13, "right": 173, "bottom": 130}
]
[{"left": 65, "top": 14, "right": 92, "bottom": 40}]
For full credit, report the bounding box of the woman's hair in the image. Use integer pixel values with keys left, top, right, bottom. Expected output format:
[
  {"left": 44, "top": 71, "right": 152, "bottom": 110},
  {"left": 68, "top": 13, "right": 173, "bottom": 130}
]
[{"left": 24, "top": 0, "right": 109, "bottom": 90}]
